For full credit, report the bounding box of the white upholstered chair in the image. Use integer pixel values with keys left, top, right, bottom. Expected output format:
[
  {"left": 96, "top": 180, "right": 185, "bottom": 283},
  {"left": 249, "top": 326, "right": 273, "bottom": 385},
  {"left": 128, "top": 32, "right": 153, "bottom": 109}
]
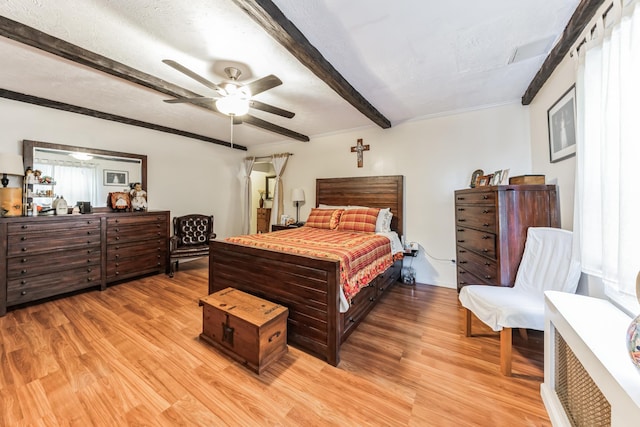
[{"left": 458, "top": 227, "right": 581, "bottom": 376}]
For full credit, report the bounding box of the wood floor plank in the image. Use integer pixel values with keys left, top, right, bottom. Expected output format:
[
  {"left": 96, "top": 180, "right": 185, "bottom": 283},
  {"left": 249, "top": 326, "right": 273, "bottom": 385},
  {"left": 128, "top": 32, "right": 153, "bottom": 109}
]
[{"left": 0, "top": 259, "right": 550, "bottom": 425}]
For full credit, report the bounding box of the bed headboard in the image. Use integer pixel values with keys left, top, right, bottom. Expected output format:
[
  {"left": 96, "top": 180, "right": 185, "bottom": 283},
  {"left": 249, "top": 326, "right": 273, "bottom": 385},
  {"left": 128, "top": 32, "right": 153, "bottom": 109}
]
[{"left": 316, "top": 175, "right": 404, "bottom": 238}]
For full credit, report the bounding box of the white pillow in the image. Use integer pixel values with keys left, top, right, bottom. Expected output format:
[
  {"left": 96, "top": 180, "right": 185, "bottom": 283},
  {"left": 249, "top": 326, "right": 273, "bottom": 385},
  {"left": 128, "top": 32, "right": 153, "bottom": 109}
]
[{"left": 376, "top": 208, "right": 393, "bottom": 232}]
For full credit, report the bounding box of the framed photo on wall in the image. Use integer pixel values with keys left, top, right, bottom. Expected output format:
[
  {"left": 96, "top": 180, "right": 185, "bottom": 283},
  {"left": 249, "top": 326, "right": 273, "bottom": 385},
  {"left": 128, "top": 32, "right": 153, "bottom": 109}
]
[
  {"left": 548, "top": 85, "right": 577, "bottom": 163},
  {"left": 104, "top": 170, "right": 128, "bottom": 186}
]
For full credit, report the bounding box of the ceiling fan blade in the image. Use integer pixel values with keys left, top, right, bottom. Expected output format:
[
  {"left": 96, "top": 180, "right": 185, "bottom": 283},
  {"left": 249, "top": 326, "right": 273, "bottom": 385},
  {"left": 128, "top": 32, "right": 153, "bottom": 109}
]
[
  {"left": 246, "top": 75, "right": 282, "bottom": 96},
  {"left": 163, "top": 97, "right": 216, "bottom": 104},
  {"left": 249, "top": 100, "right": 295, "bottom": 118},
  {"left": 243, "top": 115, "right": 309, "bottom": 142},
  {"left": 162, "top": 59, "right": 223, "bottom": 93}
]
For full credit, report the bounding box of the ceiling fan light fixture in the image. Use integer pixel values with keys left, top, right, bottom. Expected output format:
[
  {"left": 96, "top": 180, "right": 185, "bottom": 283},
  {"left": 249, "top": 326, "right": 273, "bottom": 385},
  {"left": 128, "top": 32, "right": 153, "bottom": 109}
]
[{"left": 216, "top": 93, "right": 250, "bottom": 116}]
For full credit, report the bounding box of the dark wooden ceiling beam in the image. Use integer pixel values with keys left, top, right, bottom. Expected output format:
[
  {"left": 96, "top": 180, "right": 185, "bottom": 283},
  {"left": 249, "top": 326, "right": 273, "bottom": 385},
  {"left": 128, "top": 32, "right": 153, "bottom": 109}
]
[
  {"left": 522, "top": 0, "right": 605, "bottom": 105},
  {"left": 0, "top": 89, "right": 246, "bottom": 150},
  {"left": 232, "top": 0, "right": 392, "bottom": 129}
]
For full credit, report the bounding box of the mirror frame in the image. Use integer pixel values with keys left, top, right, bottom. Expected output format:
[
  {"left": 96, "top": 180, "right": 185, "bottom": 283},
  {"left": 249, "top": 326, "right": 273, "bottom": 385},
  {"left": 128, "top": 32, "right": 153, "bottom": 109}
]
[{"left": 23, "top": 139, "right": 147, "bottom": 212}]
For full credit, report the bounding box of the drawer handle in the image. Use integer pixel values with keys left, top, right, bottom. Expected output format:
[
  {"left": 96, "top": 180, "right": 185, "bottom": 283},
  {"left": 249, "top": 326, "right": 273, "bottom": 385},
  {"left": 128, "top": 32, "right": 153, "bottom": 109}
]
[
  {"left": 87, "top": 277, "right": 93, "bottom": 282},
  {"left": 87, "top": 268, "right": 92, "bottom": 272},
  {"left": 481, "top": 235, "right": 491, "bottom": 240},
  {"left": 87, "top": 259, "right": 92, "bottom": 263},
  {"left": 459, "top": 281, "right": 467, "bottom": 285},
  {"left": 457, "top": 229, "right": 464, "bottom": 232},
  {"left": 21, "top": 248, "right": 27, "bottom": 252},
  {"left": 115, "top": 254, "right": 119, "bottom": 259},
  {"left": 21, "top": 236, "right": 26, "bottom": 241},
  {"left": 484, "top": 275, "right": 492, "bottom": 279},
  {"left": 268, "top": 331, "right": 282, "bottom": 342},
  {"left": 21, "top": 269, "right": 27, "bottom": 274},
  {"left": 115, "top": 228, "right": 119, "bottom": 232},
  {"left": 459, "top": 270, "right": 466, "bottom": 274},
  {"left": 21, "top": 291, "right": 27, "bottom": 296},
  {"left": 457, "top": 239, "right": 465, "bottom": 243},
  {"left": 482, "top": 209, "right": 490, "bottom": 214},
  {"left": 115, "top": 219, "right": 119, "bottom": 223},
  {"left": 459, "top": 261, "right": 467, "bottom": 264},
  {"left": 21, "top": 258, "right": 27, "bottom": 263},
  {"left": 482, "top": 195, "right": 489, "bottom": 199},
  {"left": 483, "top": 223, "right": 490, "bottom": 227},
  {"left": 349, "top": 317, "right": 355, "bottom": 323},
  {"left": 457, "top": 208, "right": 465, "bottom": 211},
  {"left": 458, "top": 219, "right": 466, "bottom": 222},
  {"left": 458, "top": 250, "right": 467, "bottom": 253},
  {"left": 116, "top": 237, "right": 120, "bottom": 240},
  {"left": 87, "top": 231, "right": 92, "bottom": 235},
  {"left": 21, "top": 280, "right": 26, "bottom": 285},
  {"left": 87, "top": 249, "right": 92, "bottom": 254},
  {"left": 457, "top": 197, "right": 465, "bottom": 200},
  {"left": 482, "top": 249, "right": 489, "bottom": 253},
  {"left": 21, "top": 225, "right": 28, "bottom": 229}
]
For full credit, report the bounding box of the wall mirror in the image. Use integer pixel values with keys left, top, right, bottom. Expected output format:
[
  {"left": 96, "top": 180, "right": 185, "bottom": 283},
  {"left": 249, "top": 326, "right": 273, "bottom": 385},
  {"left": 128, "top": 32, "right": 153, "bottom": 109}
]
[{"left": 23, "top": 140, "right": 147, "bottom": 210}]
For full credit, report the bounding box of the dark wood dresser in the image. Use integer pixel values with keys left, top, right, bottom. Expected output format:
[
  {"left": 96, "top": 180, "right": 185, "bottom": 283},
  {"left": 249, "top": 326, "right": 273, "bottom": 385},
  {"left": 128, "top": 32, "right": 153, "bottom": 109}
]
[
  {"left": 454, "top": 185, "right": 560, "bottom": 290},
  {"left": 257, "top": 208, "right": 271, "bottom": 233},
  {"left": 0, "top": 211, "right": 169, "bottom": 315}
]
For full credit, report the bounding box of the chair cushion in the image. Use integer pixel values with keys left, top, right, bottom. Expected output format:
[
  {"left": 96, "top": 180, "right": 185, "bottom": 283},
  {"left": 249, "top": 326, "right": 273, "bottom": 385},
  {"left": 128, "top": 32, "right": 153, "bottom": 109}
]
[{"left": 459, "top": 285, "right": 546, "bottom": 331}]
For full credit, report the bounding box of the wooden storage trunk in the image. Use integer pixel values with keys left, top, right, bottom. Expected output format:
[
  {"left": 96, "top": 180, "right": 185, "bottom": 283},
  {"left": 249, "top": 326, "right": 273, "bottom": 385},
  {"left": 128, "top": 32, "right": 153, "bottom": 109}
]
[{"left": 199, "top": 287, "right": 288, "bottom": 374}]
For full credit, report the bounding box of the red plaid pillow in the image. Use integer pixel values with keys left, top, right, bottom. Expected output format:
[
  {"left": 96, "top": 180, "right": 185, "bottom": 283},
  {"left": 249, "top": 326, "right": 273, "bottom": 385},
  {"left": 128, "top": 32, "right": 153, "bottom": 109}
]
[
  {"left": 337, "top": 208, "right": 380, "bottom": 232},
  {"left": 305, "top": 208, "right": 343, "bottom": 229}
]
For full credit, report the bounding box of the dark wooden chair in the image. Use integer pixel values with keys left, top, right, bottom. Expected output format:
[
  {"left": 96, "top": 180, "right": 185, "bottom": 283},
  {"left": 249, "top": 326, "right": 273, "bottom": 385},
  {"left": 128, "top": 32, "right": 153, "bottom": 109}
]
[{"left": 169, "top": 214, "right": 216, "bottom": 277}]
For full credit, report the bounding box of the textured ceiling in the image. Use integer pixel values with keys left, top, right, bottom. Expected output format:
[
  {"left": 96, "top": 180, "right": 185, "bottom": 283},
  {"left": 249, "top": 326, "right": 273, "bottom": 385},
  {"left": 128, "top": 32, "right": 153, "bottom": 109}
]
[{"left": 0, "top": 0, "right": 580, "bottom": 148}]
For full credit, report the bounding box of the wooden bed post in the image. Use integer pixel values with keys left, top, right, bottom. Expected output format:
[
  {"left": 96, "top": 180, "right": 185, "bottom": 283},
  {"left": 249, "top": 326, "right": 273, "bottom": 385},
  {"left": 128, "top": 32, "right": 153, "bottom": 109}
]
[{"left": 500, "top": 327, "right": 512, "bottom": 376}]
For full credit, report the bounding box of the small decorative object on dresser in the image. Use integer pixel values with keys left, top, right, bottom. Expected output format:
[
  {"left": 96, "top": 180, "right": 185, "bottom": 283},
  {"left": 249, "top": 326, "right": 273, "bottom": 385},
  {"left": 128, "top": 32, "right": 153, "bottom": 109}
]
[
  {"left": 129, "top": 182, "right": 147, "bottom": 211},
  {"left": 469, "top": 169, "right": 484, "bottom": 188},
  {"left": 509, "top": 174, "right": 545, "bottom": 185},
  {"left": 107, "top": 192, "right": 131, "bottom": 211}
]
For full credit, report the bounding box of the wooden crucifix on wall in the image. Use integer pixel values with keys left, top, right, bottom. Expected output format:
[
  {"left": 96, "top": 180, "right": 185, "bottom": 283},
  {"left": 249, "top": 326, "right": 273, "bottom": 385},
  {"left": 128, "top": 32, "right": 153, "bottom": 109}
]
[{"left": 350, "top": 138, "right": 370, "bottom": 168}]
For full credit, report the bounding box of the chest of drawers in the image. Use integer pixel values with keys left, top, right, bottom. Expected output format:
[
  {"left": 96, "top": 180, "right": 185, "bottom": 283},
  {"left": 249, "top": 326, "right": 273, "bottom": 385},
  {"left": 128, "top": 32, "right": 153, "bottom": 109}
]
[
  {"left": 454, "top": 185, "right": 560, "bottom": 290},
  {"left": 257, "top": 208, "right": 271, "bottom": 233}
]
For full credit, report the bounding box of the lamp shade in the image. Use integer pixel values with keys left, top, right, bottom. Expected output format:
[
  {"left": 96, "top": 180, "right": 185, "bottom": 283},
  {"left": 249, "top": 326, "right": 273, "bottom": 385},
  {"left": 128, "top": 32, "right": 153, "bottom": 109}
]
[
  {"left": 292, "top": 188, "right": 305, "bottom": 202},
  {"left": 0, "top": 153, "right": 24, "bottom": 176}
]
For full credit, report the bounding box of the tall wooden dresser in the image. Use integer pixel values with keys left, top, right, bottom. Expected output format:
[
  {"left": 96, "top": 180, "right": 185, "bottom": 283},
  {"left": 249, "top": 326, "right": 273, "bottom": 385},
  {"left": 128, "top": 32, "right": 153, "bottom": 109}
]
[
  {"left": 454, "top": 185, "right": 560, "bottom": 290},
  {"left": 257, "top": 208, "right": 271, "bottom": 233}
]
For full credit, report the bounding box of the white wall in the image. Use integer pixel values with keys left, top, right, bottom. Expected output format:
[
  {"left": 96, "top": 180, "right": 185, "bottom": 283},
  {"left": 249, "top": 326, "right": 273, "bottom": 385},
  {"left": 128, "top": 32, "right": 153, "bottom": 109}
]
[
  {"left": 528, "top": 54, "right": 577, "bottom": 230},
  {"left": 248, "top": 103, "right": 533, "bottom": 288},
  {"left": 0, "top": 98, "right": 245, "bottom": 238}
]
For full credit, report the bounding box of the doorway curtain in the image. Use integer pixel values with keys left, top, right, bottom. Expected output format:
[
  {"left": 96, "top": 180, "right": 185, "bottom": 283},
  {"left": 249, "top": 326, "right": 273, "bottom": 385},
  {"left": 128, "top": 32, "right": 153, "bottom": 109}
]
[
  {"left": 241, "top": 157, "right": 256, "bottom": 235},
  {"left": 270, "top": 153, "right": 290, "bottom": 227}
]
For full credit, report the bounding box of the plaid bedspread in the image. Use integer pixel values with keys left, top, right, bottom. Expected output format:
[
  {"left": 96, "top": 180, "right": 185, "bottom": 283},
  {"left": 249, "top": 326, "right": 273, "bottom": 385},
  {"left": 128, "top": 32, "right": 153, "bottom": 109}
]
[{"left": 226, "top": 227, "right": 393, "bottom": 302}]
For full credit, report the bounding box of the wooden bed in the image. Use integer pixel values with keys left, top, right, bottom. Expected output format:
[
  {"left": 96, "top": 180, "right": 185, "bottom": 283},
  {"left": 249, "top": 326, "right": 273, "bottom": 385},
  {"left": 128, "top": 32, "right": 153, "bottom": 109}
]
[{"left": 208, "top": 175, "right": 404, "bottom": 366}]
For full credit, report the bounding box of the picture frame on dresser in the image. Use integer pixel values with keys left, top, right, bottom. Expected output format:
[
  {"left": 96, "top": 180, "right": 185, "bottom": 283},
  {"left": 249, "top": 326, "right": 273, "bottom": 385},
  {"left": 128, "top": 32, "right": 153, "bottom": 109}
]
[{"left": 548, "top": 85, "right": 577, "bottom": 163}]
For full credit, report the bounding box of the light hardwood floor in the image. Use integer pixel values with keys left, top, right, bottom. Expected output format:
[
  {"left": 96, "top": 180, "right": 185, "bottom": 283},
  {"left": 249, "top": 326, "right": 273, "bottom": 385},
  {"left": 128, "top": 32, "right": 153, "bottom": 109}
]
[{"left": 0, "top": 259, "right": 550, "bottom": 426}]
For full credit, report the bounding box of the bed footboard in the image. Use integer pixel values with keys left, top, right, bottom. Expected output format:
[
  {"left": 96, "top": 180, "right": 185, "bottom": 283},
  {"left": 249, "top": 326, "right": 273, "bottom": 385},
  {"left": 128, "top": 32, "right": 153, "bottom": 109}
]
[{"left": 209, "top": 240, "right": 342, "bottom": 366}]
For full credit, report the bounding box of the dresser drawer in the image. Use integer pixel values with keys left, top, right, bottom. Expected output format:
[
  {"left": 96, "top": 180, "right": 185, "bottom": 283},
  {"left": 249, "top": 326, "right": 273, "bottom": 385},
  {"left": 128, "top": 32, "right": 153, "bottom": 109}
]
[
  {"left": 107, "top": 251, "right": 165, "bottom": 280},
  {"left": 455, "top": 227, "right": 496, "bottom": 259},
  {"left": 7, "top": 265, "right": 101, "bottom": 305},
  {"left": 8, "top": 218, "right": 100, "bottom": 234},
  {"left": 8, "top": 230, "right": 101, "bottom": 255},
  {"left": 107, "top": 214, "right": 167, "bottom": 227},
  {"left": 456, "top": 248, "right": 498, "bottom": 283},
  {"left": 7, "top": 249, "right": 101, "bottom": 278},
  {"left": 455, "top": 205, "right": 496, "bottom": 233},
  {"left": 457, "top": 266, "right": 493, "bottom": 288},
  {"left": 454, "top": 191, "right": 495, "bottom": 205},
  {"left": 108, "top": 239, "right": 166, "bottom": 262},
  {"left": 107, "top": 224, "right": 167, "bottom": 244}
]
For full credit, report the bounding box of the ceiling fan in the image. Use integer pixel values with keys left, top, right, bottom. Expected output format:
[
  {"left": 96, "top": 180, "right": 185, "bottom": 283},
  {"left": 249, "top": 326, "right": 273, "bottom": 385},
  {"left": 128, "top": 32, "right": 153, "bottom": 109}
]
[{"left": 162, "top": 60, "right": 309, "bottom": 142}]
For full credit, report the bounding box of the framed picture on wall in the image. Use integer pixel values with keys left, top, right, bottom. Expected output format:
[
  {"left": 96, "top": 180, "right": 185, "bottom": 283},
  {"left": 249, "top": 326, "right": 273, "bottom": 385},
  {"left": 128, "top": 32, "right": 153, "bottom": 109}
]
[
  {"left": 104, "top": 170, "right": 128, "bottom": 186},
  {"left": 548, "top": 85, "right": 577, "bottom": 163},
  {"left": 265, "top": 175, "right": 276, "bottom": 200}
]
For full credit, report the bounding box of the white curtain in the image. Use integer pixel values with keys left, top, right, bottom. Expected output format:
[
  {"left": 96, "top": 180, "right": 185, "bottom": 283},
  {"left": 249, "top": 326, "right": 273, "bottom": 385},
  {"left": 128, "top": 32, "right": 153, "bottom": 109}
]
[
  {"left": 241, "top": 157, "right": 255, "bottom": 235},
  {"left": 35, "top": 162, "right": 99, "bottom": 206},
  {"left": 270, "top": 153, "right": 290, "bottom": 226},
  {"left": 575, "top": 0, "right": 640, "bottom": 308}
]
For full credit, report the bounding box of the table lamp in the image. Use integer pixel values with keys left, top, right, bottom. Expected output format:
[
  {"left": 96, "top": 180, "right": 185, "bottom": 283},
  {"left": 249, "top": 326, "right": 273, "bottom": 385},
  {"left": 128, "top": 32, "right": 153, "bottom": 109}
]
[
  {"left": 0, "top": 153, "right": 24, "bottom": 217},
  {"left": 292, "top": 188, "right": 305, "bottom": 224}
]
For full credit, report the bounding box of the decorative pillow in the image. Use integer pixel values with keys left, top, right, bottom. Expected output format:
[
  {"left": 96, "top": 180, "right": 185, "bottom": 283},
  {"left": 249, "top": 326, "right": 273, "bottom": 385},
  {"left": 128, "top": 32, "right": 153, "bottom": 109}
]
[
  {"left": 376, "top": 208, "right": 393, "bottom": 232},
  {"left": 304, "top": 208, "right": 344, "bottom": 229},
  {"left": 337, "top": 208, "right": 380, "bottom": 233}
]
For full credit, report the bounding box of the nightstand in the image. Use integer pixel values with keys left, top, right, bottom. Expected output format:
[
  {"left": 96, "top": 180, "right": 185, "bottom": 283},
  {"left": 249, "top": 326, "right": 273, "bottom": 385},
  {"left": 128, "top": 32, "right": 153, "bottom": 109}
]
[{"left": 271, "top": 224, "right": 302, "bottom": 232}]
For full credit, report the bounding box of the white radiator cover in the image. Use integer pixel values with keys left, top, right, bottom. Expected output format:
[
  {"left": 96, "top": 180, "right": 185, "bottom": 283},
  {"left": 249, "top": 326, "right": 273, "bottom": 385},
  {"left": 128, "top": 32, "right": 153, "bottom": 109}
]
[{"left": 542, "top": 291, "right": 640, "bottom": 426}]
